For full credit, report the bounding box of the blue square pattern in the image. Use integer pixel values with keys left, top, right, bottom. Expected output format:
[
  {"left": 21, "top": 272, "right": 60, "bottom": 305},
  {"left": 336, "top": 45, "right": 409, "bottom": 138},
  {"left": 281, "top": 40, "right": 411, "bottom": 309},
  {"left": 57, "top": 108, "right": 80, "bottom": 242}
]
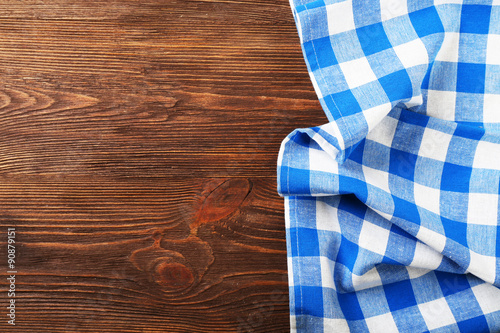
[
  {"left": 460, "top": 5, "right": 492, "bottom": 35},
  {"left": 283, "top": 168, "right": 311, "bottom": 195},
  {"left": 389, "top": 149, "right": 418, "bottom": 182},
  {"left": 457, "top": 316, "right": 491, "bottom": 333},
  {"left": 290, "top": 227, "right": 320, "bottom": 257},
  {"left": 393, "top": 195, "right": 421, "bottom": 224},
  {"left": 453, "top": 122, "right": 485, "bottom": 140},
  {"left": 338, "top": 175, "right": 369, "bottom": 202},
  {"left": 295, "top": 286, "right": 325, "bottom": 317},
  {"left": 440, "top": 162, "right": 472, "bottom": 193},
  {"left": 356, "top": 22, "right": 393, "bottom": 57},
  {"left": 329, "top": 89, "right": 363, "bottom": 117},
  {"left": 336, "top": 236, "right": 359, "bottom": 272},
  {"left": 456, "top": 62, "right": 486, "bottom": 94},
  {"left": 338, "top": 193, "right": 368, "bottom": 221},
  {"left": 337, "top": 291, "right": 364, "bottom": 321},
  {"left": 303, "top": 40, "right": 319, "bottom": 72},
  {"left": 379, "top": 69, "right": 414, "bottom": 102},
  {"left": 442, "top": 217, "right": 468, "bottom": 247},
  {"left": 384, "top": 279, "right": 419, "bottom": 311},
  {"left": 348, "top": 138, "right": 365, "bottom": 165},
  {"left": 409, "top": 6, "right": 445, "bottom": 38},
  {"left": 314, "top": 36, "right": 339, "bottom": 69},
  {"left": 435, "top": 271, "right": 471, "bottom": 297}
]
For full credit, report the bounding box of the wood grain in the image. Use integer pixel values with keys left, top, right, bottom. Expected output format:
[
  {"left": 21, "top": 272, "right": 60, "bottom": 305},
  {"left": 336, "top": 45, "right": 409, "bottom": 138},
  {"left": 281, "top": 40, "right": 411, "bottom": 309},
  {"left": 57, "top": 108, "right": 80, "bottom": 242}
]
[{"left": 0, "top": 0, "right": 327, "bottom": 331}]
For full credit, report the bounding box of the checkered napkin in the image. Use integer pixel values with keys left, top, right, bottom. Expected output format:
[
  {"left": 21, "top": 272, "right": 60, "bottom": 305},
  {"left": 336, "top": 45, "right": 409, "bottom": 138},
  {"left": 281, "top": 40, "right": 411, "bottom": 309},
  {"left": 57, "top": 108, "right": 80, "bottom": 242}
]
[{"left": 278, "top": 0, "right": 500, "bottom": 332}]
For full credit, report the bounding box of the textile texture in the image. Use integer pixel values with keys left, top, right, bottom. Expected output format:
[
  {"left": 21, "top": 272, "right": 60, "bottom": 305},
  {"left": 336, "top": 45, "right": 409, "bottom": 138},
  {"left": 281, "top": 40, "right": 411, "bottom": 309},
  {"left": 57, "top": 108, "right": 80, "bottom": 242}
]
[{"left": 278, "top": 0, "right": 500, "bottom": 332}]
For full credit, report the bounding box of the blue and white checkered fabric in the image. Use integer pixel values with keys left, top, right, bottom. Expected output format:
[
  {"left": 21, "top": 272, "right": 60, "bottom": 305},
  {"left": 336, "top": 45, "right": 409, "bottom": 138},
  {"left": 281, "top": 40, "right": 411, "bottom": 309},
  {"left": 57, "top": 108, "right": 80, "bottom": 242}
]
[{"left": 278, "top": 0, "right": 500, "bottom": 332}]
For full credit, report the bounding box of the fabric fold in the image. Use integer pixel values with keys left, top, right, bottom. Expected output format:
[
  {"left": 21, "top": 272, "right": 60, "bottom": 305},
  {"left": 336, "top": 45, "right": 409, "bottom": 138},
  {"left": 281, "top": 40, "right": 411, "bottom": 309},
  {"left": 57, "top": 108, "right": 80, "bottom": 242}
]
[{"left": 280, "top": 0, "right": 500, "bottom": 332}]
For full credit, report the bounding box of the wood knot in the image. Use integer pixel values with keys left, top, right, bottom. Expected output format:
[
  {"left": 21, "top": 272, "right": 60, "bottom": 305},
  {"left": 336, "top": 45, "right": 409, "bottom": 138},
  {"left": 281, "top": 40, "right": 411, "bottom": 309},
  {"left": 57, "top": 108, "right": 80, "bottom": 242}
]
[
  {"left": 153, "top": 260, "right": 195, "bottom": 289},
  {"left": 193, "top": 178, "right": 252, "bottom": 229},
  {"left": 130, "top": 234, "right": 213, "bottom": 293}
]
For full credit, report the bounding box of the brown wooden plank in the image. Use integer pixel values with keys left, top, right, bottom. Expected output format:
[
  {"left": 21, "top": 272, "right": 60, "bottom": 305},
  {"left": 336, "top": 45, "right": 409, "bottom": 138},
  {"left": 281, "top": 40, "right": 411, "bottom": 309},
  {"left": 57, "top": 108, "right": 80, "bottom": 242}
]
[
  {"left": 2, "top": 177, "right": 288, "bottom": 332},
  {"left": 0, "top": 0, "right": 325, "bottom": 331},
  {"left": 0, "top": 0, "right": 326, "bottom": 178}
]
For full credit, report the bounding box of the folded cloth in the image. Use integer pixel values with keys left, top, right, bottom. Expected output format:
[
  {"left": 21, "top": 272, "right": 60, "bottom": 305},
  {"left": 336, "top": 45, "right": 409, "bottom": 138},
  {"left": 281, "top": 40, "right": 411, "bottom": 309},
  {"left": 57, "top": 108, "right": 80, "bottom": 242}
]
[{"left": 278, "top": 0, "right": 500, "bottom": 332}]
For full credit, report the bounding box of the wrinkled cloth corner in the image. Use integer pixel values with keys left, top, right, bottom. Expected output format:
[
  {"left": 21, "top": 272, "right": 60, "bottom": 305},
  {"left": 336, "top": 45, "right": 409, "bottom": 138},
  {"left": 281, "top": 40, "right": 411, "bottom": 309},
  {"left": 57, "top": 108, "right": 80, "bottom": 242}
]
[{"left": 278, "top": 0, "right": 500, "bottom": 332}]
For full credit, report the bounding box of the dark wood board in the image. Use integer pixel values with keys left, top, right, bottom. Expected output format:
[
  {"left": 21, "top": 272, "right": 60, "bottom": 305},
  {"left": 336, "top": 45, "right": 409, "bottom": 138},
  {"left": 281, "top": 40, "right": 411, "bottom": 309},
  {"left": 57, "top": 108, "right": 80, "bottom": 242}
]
[{"left": 0, "top": 0, "right": 327, "bottom": 332}]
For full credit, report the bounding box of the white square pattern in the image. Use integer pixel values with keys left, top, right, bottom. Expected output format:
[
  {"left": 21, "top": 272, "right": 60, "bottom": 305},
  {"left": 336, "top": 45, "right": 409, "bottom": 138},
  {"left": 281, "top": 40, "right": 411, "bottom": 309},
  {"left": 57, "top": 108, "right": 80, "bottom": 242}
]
[
  {"left": 363, "top": 165, "right": 391, "bottom": 194},
  {"left": 467, "top": 251, "right": 497, "bottom": 285},
  {"left": 416, "top": 226, "right": 447, "bottom": 253},
  {"left": 414, "top": 183, "right": 441, "bottom": 215},
  {"left": 486, "top": 34, "right": 500, "bottom": 65},
  {"left": 339, "top": 57, "right": 378, "bottom": 89},
  {"left": 320, "top": 256, "right": 336, "bottom": 290},
  {"left": 351, "top": 267, "right": 383, "bottom": 291},
  {"left": 366, "top": 112, "right": 399, "bottom": 147},
  {"left": 435, "top": 32, "right": 460, "bottom": 63},
  {"left": 380, "top": 0, "right": 408, "bottom": 21},
  {"left": 467, "top": 193, "right": 499, "bottom": 226},
  {"left": 483, "top": 94, "right": 500, "bottom": 123},
  {"left": 472, "top": 283, "right": 500, "bottom": 314},
  {"left": 358, "top": 220, "right": 391, "bottom": 256},
  {"left": 316, "top": 200, "right": 341, "bottom": 233},
  {"left": 426, "top": 90, "right": 457, "bottom": 121},
  {"left": 326, "top": 1, "right": 355, "bottom": 35},
  {"left": 364, "top": 103, "right": 393, "bottom": 133},
  {"left": 393, "top": 39, "right": 429, "bottom": 68},
  {"left": 410, "top": 240, "right": 444, "bottom": 271},
  {"left": 418, "top": 127, "right": 453, "bottom": 162},
  {"left": 473, "top": 140, "right": 500, "bottom": 169},
  {"left": 365, "top": 312, "right": 399, "bottom": 332},
  {"left": 418, "top": 298, "right": 456, "bottom": 330},
  {"left": 309, "top": 148, "right": 339, "bottom": 175},
  {"left": 323, "top": 318, "right": 350, "bottom": 333}
]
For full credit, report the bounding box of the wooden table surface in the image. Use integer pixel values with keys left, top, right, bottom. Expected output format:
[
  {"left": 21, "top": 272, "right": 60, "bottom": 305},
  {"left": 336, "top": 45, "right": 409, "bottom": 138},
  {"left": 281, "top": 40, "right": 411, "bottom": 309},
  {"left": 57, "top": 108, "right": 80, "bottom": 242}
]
[{"left": 0, "top": 1, "right": 327, "bottom": 332}]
